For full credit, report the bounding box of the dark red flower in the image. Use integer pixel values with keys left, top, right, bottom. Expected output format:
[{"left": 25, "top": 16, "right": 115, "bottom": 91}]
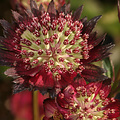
[
  {"left": 44, "top": 78, "right": 120, "bottom": 120},
  {"left": 0, "top": 0, "right": 113, "bottom": 93}
]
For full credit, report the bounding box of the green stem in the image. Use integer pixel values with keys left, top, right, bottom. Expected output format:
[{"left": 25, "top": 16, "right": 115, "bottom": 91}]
[{"left": 33, "top": 90, "right": 39, "bottom": 120}]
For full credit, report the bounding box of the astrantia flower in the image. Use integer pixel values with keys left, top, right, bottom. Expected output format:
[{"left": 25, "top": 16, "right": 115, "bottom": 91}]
[
  {"left": 0, "top": 0, "right": 113, "bottom": 93},
  {"left": 44, "top": 77, "right": 120, "bottom": 120}
]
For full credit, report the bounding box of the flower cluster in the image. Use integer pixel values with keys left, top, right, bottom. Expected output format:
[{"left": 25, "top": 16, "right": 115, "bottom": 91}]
[{"left": 0, "top": 0, "right": 120, "bottom": 119}]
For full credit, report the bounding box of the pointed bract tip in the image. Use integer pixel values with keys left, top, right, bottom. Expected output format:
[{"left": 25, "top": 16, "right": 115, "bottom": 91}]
[
  {"left": 72, "top": 5, "right": 84, "bottom": 21},
  {"left": 47, "top": 0, "right": 56, "bottom": 17}
]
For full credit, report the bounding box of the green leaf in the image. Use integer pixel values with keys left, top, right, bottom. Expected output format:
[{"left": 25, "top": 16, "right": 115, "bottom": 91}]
[{"left": 102, "top": 57, "right": 115, "bottom": 82}]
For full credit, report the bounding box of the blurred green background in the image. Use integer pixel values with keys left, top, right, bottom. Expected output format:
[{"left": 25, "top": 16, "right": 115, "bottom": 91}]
[{"left": 0, "top": 0, "right": 120, "bottom": 119}]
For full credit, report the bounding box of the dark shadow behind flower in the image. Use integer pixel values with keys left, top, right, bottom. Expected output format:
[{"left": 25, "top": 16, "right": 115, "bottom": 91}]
[
  {"left": 44, "top": 77, "right": 120, "bottom": 119},
  {"left": 0, "top": 0, "right": 114, "bottom": 94}
]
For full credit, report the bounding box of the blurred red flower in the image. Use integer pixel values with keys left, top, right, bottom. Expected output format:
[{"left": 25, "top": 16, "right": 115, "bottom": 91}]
[{"left": 10, "top": 90, "right": 48, "bottom": 120}]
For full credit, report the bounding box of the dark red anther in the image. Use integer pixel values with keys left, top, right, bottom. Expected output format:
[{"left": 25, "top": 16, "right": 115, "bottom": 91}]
[
  {"left": 38, "top": 49, "right": 43, "bottom": 55},
  {"left": 24, "top": 64, "right": 31, "bottom": 70},
  {"left": 74, "top": 32, "right": 80, "bottom": 40},
  {"left": 58, "top": 57, "right": 64, "bottom": 62},
  {"left": 19, "top": 23, "right": 25, "bottom": 30},
  {"left": 51, "top": 68, "right": 56, "bottom": 73},
  {"left": 67, "top": 21, "right": 72, "bottom": 28},
  {"left": 56, "top": 74, "right": 61, "bottom": 81},
  {"left": 68, "top": 68, "right": 74, "bottom": 74},
  {"left": 78, "top": 65, "right": 85, "bottom": 71},
  {"left": 43, "top": 61, "right": 48, "bottom": 66},
  {"left": 57, "top": 49, "right": 62, "bottom": 53},
  {"left": 80, "top": 41, "right": 85, "bottom": 46},
  {"left": 50, "top": 37, "right": 54, "bottom": 43},
  {"left": 83, "top": 45, "right": 88, "bottom": 51},
  {"left": 67, "top": 62, "right": 73, "bottom": 67},
  {"left": 28, "top": 52, "right": 34, "bottom": 57},
  {"left": 88, "top": 115, "right": 93, "bottom": 119},
  {"left": 32, "top": 59, "right": 39, "bottom": 65},
  {"left": 15, "top": 28, "right": 22, "bottom": 36},
  {"left": 13, "top": 37, "right": 20, "bottom": 44},
  {"left": 74, "top": 58, "right": 80, "bottom": 63},
  {"left": 51, "top": 23, "right": 56, "bottom": 30},
  {"left": 32, "top": 17, "right": 39, "bottom": 23},
  {"left": 35, "top": 39, "right": 41, "bottom": 45},
  {"left": 21, "top": 38, "right": 27, "bottom": 44},
  {"left": 94, "top": 99, "right": 100, "bottom": 104},
  {"left": 59, "top": 13, "right": 65, "bottom": 18},
  {"left": 64, "top": 30, "right": 70, "bottom": 36},
  {"left": 21, "top": 50, "right": 27, "bottom": 55},
  {"left": 88, "top": 44, "right": 94, "bottom": 50},
  {"left": 44, "top": 38, "right": 49, "bottom": 45},
  {"left": 97, "top": 107, "right": 101, "bottom": 111},
  {"left": 42, "top": 28, "right": 48, "bottom": 35},
  {"left": 74, "top": 21, "right": 79, "bottom": 27},
  {"left": 82, "top": 51, "right": 89, "bottom": 59},
  {"left": 23, "top": 58, "right": 30, "bottom": 63},
  {"left": 49, "top": 60, "right": 54, "bottom": 65},
  {"left": 25, "top": 40, "right": 32, "bottom": 46},
  {"left": 73, "top": 47, "right": 80, "bottom": 53},
  {"left": 84, "top": 98, "right": 89, "bottom": 103},
  {"left": 53, "top": 33, "right": 58, "bottom": 39},
  {"left": 70, "top": 39, "right": 76, "bottom": 45},
  {"left": 33, "top": 31, "right": 40, "bottom": 37},
  {"left": 46, "top": 50, "right": 51, "bottom": 55},
  {"left": 27, "top": 25, "right": 35, "bottom": 32},
  {"left": 90, "top": 104, "right": 95, "bottom": 109},
  {"left": 71, "top": 26, "right": 76, "bottom": 32},
  {"left": 63, "top": 39, "right": 69, "bottom": 45},
  {"left": 65, "top": 49, "right": 72, "bottom": 54},
  {"left": 58, "top": 25, "right": 64, "bottom": 32},
  {"left": 61, "top": 68, "right": 67, "bottom": 73},
  {"left": 82, "top": 33, "right": 89, "bottom": 40},
  {"left": 65, "top": 14, "right": 71, "bottom": 21},
  {"left": 51, "top": 20, "right": 58, "bottom": 30},
  {"left": 79, "top": 22, "right": 83, "bottom": 29},
  {"left": 14, "top": 45, "right": 21, "bottom": 50},
  {"left": 15, "top": 54, "right": 22, "bottom": 59}
]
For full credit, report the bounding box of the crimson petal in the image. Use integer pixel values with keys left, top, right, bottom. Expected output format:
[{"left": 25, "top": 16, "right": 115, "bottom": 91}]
[{"left": 81, "top": 64, "right": 108, "bottom": 82}]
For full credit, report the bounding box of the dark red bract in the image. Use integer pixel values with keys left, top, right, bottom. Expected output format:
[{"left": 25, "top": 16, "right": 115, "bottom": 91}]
[{"left": 0, "top": 0, "right": 114, "bottom": 93}]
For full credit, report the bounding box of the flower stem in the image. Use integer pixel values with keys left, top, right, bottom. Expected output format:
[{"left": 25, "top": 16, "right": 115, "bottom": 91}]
[{"left": 33, "top": 90, "right": 39, "bottom": 120}]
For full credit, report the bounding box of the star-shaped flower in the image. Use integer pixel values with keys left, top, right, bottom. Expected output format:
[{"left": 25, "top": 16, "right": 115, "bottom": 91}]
[{"left": 0, "top": 0, "right": 113, "bottom": 93}]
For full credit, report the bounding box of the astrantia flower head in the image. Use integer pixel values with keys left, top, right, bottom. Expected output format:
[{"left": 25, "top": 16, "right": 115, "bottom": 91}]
[
  {"left": 0, "top": 0, "right": 113, "bottom": 93},
  {"left": 44, "top": 77, "right": 120, "bottom": 120}
]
